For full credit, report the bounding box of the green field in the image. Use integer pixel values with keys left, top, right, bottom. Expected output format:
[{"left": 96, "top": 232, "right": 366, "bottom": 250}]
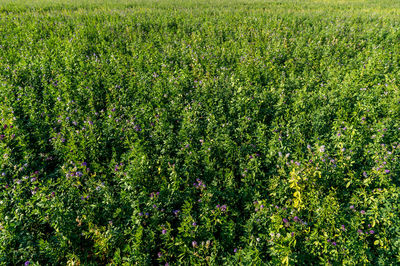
[{"left": 1, "top": 0, "right": 400, "bottom": 264}]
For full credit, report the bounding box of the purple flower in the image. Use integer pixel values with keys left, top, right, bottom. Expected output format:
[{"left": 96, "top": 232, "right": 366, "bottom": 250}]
[
  {"left": 158, "top": 252, "right": 163, "bottom": 258},
  {"left": 192, "top": 222, "right": 197, "bottom": 226},
  {"left": 220, "top": 205, "right": 227, "bottom": 212},
  {"left": 360, "top": 210, "right": 366, "bottom": 214},
  {"left": 162, "top": 229, "right": 167, "bottom": 234},
  {"left": 233, "top": 248, "right": 237, "bottom": 253},
  {"left": 282, "top": 218, "right": 289, "bottom": 224},
  {"left": 350, "top": 205, "right": 354, "bottom": 209},
  {"left": 82, "top": 162, "right": 87, "bottom": 166},
  {"left": 332, "top": 242, "right": 337, "bottom": 246},
  {"left": 385, "top": 169, "right": 390, "bottom": 174},
  {"left": 341, "top": 225, "right": 345, "bottom": 231},
  {"left": 138, "top": 212, "right": 143, "bottom": 216},
  {"left": 357, "top": 229, "right": 363, "bottom": 234},
  {"left": 25, "top": 261, "right": 30, "bottom": 266},
  {"left": 192, "top": 241, "right": 197, "bottom": 248},
  {"left": 369, "top": 230, "right": 375, "bottom": 234}
]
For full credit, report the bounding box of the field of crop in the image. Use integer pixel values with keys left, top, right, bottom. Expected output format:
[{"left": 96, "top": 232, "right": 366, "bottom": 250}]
[{"left": 1, "top": 0, "right": 400, "bottom": 264}]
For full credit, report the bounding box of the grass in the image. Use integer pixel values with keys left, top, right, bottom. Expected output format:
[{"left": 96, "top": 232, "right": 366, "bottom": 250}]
[{"left": 0, "top": 0, "right": 400, "bottom": 265}]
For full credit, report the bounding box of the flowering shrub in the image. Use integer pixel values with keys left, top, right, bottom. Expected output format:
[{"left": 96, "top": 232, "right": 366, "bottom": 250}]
[{"left": 0, "top": 0, "right": 400, "bottom": 264}]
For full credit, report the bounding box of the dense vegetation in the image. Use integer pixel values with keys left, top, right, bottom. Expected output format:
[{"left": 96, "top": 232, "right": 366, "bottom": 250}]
[{"left": 1, "top": 0, "right": 400, "bottom": 264}]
